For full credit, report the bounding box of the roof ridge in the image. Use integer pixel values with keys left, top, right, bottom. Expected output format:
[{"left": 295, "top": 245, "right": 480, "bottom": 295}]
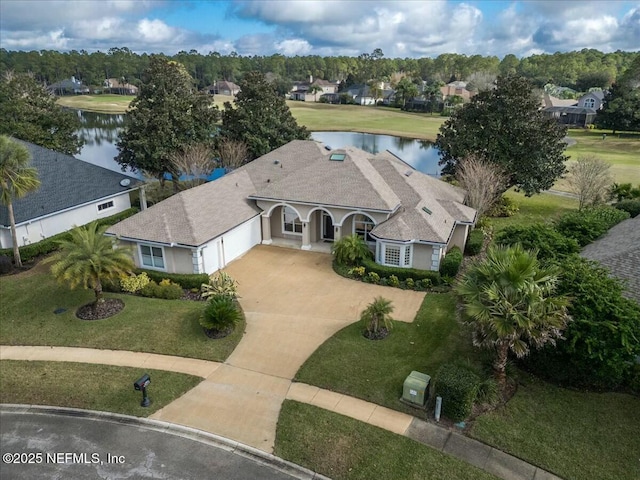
[{"left": 345, "top": 147, "right": 400, "bottom": 210}]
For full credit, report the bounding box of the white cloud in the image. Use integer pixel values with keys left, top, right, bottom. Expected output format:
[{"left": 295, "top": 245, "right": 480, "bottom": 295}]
[
  {"left": 137, "top": 18, "right": 178, "bottom": 43},
  {"left": 275, "top": 38, "right": 312, "bottom": 56}
]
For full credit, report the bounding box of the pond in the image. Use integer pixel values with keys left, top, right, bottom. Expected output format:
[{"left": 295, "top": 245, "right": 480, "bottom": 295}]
[{"left": 74, "top": 112, "right": 443, "bottom": 177}]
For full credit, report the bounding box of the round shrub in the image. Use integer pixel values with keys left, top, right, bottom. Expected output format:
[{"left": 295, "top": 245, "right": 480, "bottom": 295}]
[
  {"left": 439, "top": 246, "right": 463, "bottom": 277},
  {"left": 200, "top": 295, "right": 242, "bottom": 335},
  {"left": 433, "top": 363, "right": 480, "bottom": 421},
  {"left": 613, "top": 199, "right": 640, "bottom": 218}
]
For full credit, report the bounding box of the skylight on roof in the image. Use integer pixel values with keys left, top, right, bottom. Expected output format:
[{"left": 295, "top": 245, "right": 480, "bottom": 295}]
[
  {"left": 329, "top": 153, "right": 346, "bottom": 161},
  {"left": 422, "top": 206, "right": 432, "bottom": 215}
]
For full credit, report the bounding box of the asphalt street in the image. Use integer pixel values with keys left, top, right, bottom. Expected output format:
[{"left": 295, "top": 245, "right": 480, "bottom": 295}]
[{"left": 0, "top": 412, "right": 304, "bottom": 480}]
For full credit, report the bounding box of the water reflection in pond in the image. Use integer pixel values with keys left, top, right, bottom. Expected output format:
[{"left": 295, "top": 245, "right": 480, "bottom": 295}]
[{"left": 74, "top": 112, "right": 443, "bottom": 177}]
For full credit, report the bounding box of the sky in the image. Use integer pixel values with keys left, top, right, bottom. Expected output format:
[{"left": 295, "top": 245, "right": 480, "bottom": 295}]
[{"left": 1, "top": 0, "right": 639, "bottom": 58}]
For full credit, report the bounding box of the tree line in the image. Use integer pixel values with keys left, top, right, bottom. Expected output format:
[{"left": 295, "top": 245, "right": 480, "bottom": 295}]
[{"left": 1, "top": 47, "right": 637, "bottom": 91}]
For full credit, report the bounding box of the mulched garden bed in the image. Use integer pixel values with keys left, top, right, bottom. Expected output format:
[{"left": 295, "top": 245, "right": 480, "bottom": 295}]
[
  {"left": 363, "top": 327, "right": 390, "bottom": 340},
  {"left": 202, "top": 327, "right": 234, "bottom": 339},
  {"left": 76, "top": 298, "right": 125, "bottom": 320}
]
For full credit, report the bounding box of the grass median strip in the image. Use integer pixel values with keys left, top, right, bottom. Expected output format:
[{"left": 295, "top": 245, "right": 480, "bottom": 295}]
[
  {"left": 0, "top": 360, "right": 202, "bottom": 417},
  {"left": 0, "top": 266, "right": 244, "bottom": 362},
  {"left": 275, "top": 400, "right": 498, "bottom": 480},
  {"left": 470, "top": 373, "right": 640, "bottom": 480}
]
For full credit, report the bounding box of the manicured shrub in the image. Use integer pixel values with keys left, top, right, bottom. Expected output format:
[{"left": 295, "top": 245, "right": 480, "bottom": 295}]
[
  {"left": 201, "top": 271, "right": 239, "bottom": 299},
  {"left": 136, "top": 269, "right": 209, "bottom": 290},
  {"left": 495, "top": 224, "right": 580, "bottom": 262},
  {"left": 156, "top": 279, "right": 184, "bottom": 299},
  {"left": 120, "top": 272, "right": 150, "bottom": 293},
  {"left": 200, "top": 295, "right": 242, "bottom": 334},
  {"left": 360, "top": 258, "right": 441, "bottom": 284},
  {"left": 613, "top": 199, "right": 640, "bottom": 218},
  {"left": 347, "top": 266, "right": 366, "bottom": 278},
  {"left": 488, "top": 195, "right": 519, "bottom": 217},
  {"left": 433, "top": 363, "right": 480, "bottom": 421},
  {"left": 405, "top": 278, "right": 415, "bottom": 289},
  {"left": 417, "top": 278, "right": 432, "bottom": 290},
  {"left": 439, "top": 246, "right": 463, "bottom": 277},
  {"left": 464, "top": 229, "right": 484, "bottom": 256},
  {"left": 140, "top": 280, "right": 160, "bottom": 298},
  {"left": 367, "top": 271, "right": 380, "bottom": 284},
  {"left": 332, "top": 234, "right": 372, "bottom": 266},
  {"left": 554, "top": 206, "right": 629, "bottom": 247},
  {"left": 388, "top": 275, "right": 400, "bottom": 287},
  {"left": 0, "top": 255, "right": 12, "bottom": 274}
]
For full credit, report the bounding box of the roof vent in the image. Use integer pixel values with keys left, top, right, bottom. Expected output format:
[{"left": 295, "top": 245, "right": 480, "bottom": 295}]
[
  {"left": 119, "top": 178, "right": 131, "bottom": 187},
  {"left": 274, "top": 160, "right": 280, "bottom": 165},
  {"left": 324, "top": 145, "right": 332, "bottom": 151},
  {"left": 404, "top": 170, "right": 413, "bottom": 177},
  {"left": 422, "top": 206, "right": 432, "bottom": 215},
  {"left": 329, "top": 153, "right": 346, "bottom": 161}
]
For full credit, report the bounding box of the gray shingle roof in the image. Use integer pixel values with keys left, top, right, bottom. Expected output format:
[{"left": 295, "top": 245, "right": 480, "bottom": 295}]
[
  {"left": 580, "top": 216, "right": 640, "bottom": 304},
  {"left": 107, "top": 140, "right": 476, "bottom": 248},
  {"left": 0, "top": 140, "right": 139, "bottom": 227},
  {"left": 106, "top": 169, "right": 261, "bottom": 246}
]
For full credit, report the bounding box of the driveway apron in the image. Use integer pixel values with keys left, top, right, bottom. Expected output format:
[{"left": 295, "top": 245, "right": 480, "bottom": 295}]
[{"left": 151, "top": 245, "right": 425, "bottom": 453}]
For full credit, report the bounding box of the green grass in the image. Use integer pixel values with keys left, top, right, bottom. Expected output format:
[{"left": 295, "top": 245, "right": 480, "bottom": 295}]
[
  {"left": 563, "top": 128, "right": 640, "bottom": 187},
  {"left": 56, "top": 94, "right": 137, "bottom": 113},
  {"left": 489, "top": 190, "right": 579, "bottom": 233},
  {"left": 0, "top": 264, "right": 244, "bottom": 361},
  {"left": 275, "top": 400, "right": 499, "bottom": 480},
  {"left": 470, "top": 374, "right": 640, "bottom": 480},
  {"left": 295, "top": 293, "right": 483, "bottom": 415},
  {"left": 0, "top": 360, "right": 202, "bottom": 417}
]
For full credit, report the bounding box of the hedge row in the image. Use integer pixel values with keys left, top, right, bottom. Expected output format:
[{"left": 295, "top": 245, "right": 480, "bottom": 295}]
[
  {"left": 613, "top": 199, "right": 640, "bottom": 218},
  {"left": 464, "top": 229, "right": 484, "bottom": 256},
  {"left": 0, "top": 208, "right": 139, "bottom": 263},
  {"left": 554, "top": 205, "right": 629, "bottom": 247},
  {"left": 360, "top": 257, "right": 442, "bottom": 284},
  {"left": 433, "top": 363, "right": 480, "bottom": 422},
  {"left": 135, "top": 269, "right": 209, "bottom": 290},
  {"left": 439, "top": 246, "right": 463, "bottom": 277}
]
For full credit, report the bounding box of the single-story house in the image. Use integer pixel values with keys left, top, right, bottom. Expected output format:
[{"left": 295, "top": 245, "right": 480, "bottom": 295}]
[
  {"left": 104, "top": 78, "right": 139, "bottom": 95},
  {"left": 202, "top": 80, "right": 241, "bottom": 96},
  {"left": 48, "top": 77, "right": 90, "bottom": 95},
  {"left": 0, "top": 141, "right": 140, "bottom": 249},
  {"left": 106, "top": 140, "right": 476, "bottom": 274},
  {"left": 580, "top": 216, "right": 640, "bottom": 305}
]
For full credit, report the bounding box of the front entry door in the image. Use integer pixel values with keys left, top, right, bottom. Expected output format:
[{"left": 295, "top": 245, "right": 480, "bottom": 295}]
[{"left": 322, "top": 212, "right": 334, "bottom": 240}]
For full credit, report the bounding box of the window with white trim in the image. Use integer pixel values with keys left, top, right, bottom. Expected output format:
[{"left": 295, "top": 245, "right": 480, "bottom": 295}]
[
  {"left": 353, "top": 214, "right": 375, "bottom": 243},
  {"left": 97, "top": 200, "right": 114, "bottom": 212},
  {"left": 583, "top": 97, "right": 595, "bottom": 109},
  {"left": 140, "top": 245, "right": 165, "bottom": 269},
  {"left": 282, "top": 206, "right": 303, "bottom": 235},
  {"left": 380, "top": 243, "right": 413, "bottom": 268}
]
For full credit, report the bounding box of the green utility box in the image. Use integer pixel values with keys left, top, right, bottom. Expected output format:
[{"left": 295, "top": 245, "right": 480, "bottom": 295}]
[{"left": 402, "top": 371, "right": 431, "bottom": 407}]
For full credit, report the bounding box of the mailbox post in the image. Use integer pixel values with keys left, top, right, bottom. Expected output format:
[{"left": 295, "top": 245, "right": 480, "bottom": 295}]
[{"left": 133, "top": 374, "right": 151, "bottom": 407}]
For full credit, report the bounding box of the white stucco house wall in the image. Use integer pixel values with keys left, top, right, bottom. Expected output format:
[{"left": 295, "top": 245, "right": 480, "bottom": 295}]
[
  {"left": 0, "top": 141, "right": 139, "bottom": 249},
  {"left": 107, "top": 140, "right": 476, "bottom": 275}
]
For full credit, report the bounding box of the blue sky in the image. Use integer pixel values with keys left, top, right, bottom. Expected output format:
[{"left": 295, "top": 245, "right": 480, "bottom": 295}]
[{"left": 1, "top": 1, "right": 638, "bottom": 58}]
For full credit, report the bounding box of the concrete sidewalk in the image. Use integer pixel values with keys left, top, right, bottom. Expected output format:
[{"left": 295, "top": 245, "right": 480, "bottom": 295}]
[{"left": 0, "top": 345, "right": 562, "bottom": 480}]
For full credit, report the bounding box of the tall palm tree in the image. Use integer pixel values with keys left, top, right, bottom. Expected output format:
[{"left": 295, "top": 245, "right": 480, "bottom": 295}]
[
  {"left": 456, "top": 244, "right": 569, "bottom": 389},
  {"left": 0, "top": 136, "right": 41, "bottom": 267},
  {"left": 46, "top": 223, "right": 134, "bottom": 304},
  {"left": 361, "top": 296, "right": 395, "bottom": 335}
]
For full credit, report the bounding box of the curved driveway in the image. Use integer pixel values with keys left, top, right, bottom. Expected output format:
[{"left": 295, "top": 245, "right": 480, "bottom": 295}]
[{"left": 150, "top": 245, "right": 425, "bottom": 452}]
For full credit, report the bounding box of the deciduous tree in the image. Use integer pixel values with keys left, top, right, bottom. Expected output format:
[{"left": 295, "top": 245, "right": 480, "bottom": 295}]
[
  {"left": 566, "top": 155, "right": 612, "bottom": 209},
  {"left": 219, "top": 71, "right": 309, "bottom": 159},
  {"left": 436, "top": 75, "right": 568, "bottom": 196},
  {"left": 455, "top": 154, "right": 508, "bottom": 217},
  {"left": 0, "top": 72, "right": 82, "bottom": 155},
  {"left": 0, "top": 136, "right": 41, "bottom": 267}
]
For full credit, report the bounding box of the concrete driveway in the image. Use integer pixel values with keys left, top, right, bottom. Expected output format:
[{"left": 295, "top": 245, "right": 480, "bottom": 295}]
[{"left": 151, "top": 245, "right": 425, "bottom": 453}]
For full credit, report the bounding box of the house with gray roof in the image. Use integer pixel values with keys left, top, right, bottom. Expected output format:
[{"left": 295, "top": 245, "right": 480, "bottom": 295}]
[
  {"left": 107, "top": 140, "right": 476, "bottom": 274},
  {"left": 0, "top": 141, "right": 139, "bottom": 249},
  {"left": 580, "top": 216, "right": 640, "bottom": 305}
]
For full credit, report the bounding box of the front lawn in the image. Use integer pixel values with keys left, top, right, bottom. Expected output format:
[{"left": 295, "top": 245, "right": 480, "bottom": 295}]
[
  {"left": 275, "top": 400, "right": 498, "bottom": 480},
  {"left": 0, "top": 360, "right": 202, "bottom": 417},
  {"left": 295, "top": 293, "right": 483, "bottom": 415},
  {"left": 470, "top": 373, "right": 640, "bottom": 480},
  {"left": 0, "top": 264, "right": 244, "bottom": 361}
]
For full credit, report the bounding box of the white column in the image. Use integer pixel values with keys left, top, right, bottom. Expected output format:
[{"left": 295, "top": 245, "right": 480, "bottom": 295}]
[
  {"left": 261, "top": 215, "right": 272, "bottom": 245},
  {"left": 334, "top": 225, "right": 342, "bottom": 242},
  {"left": 301, "top": 221, "right": 311, "bottom": 250}
]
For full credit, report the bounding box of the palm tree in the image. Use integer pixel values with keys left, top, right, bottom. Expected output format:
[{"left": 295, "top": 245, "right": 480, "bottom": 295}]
[
  {"left": 0, "top": 136, "right": 41, "bottom": 267},
  {"left": 331, "top": 234, "right": 371, "bottom": 266},
  {"left": 361, "top": 296, "right": 394, "bottom": 336},
  {"left": 456, "top": 244, "right": 569, "bottom": 389},
  {"left": 46, "top": 223, "right": 134, "bottom": 304}
]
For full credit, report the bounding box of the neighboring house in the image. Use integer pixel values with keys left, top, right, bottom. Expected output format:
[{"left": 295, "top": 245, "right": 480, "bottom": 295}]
[
  {"left": 344, "top": 84, "right": 377, "bottom": 105},
  {"left": 440, "top": 81, "right": 474, "bottom": 102},
  {"left": 289, "top": 77, "right": 339, "bottom": 101},
  {"left": 543, "top": 106, "right": 597, "bottom": 127},
  {"left": 577, "top": 90, "right": 605, "bottom": 110},
  {"left": 541, "top": 93, "right": 578, "bottom": 108},
  {"left": 203, "top": 80, "right": 241, "bottom": 96},
  {"left": 580, "top": 216, "right": 640, "bottom": 305},
  {"left": 0, "top": 141, "right": 139, "bottom": 249},
  {"left": 104, "top": 78, "right": 139, "bottom": 95},
  {"left": 48, "top": 77, "right": 90, "bottom": 95},
  {"left": 107, "top": 140, "right": 476, "bottom": 275}
]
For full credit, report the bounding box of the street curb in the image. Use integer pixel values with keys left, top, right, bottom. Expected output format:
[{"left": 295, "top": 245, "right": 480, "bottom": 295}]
[{"left": 0, "top": 404, "right": 331, "bottom": 480}]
